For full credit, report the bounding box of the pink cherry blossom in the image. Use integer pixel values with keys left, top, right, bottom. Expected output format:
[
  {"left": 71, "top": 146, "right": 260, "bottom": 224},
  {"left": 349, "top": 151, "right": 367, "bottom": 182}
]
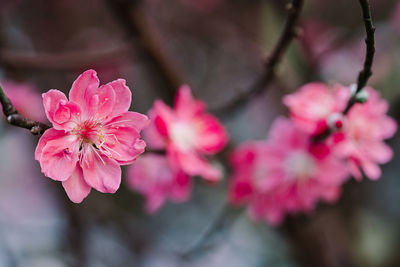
[
  {"left": 144, "top": 85, "right": 228, "bottom": 182},
  {"left": 332, "top": 87, "right": 397, "bottom": 180},
  {"left": 35, "top": 69, "right": 149, "bottom": 203},
  {"left": 1, "top": 81, "right": 47, "bottom": 123},
  {"left": 283, "top": 82, "right": 349, "bottom": 135},
  {"left": 229, "top": 118, "right": 349, "bottom": 225},
  {"left": 127, "top": 154, "right": 191, "bottom": 213}
]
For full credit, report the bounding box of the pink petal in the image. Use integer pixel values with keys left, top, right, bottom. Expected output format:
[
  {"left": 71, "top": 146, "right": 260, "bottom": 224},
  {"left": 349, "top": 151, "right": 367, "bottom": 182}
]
[
  {"left": 106, "top": 79, "right": 132, "bottom": 116},
  {"left": 365, "top": 142, "right": 394, "bottom": 164},
  {"left": 81, "top": 145, "right": 122, "bottom": 193},
  {"left": 348, "top": 159, "right": 363, "bottom": 180},
  {"left": 102, "top": 113, "right": 148, "bottom": 164},
  {"left": 94, "top": 84, "right": 116, "bottom": 120},
  {"left": 43, "top": 90, "right": 67, "bottom": 121},
  {"left": 174, "top": 85, "right": 205, "bottom": 120},
  {"left": 101, "top": 127, "right": 146, "bottom": 165},
  {"left": 62, "top": 166, "right": 91, "bottom": 203},
  {"left": 170, "top": 172, "right": 191, "bottom": 202},
  {"left": 381, "top": 117, "right": 397, "bottom": 139},
  {"left": 168, "top": 146, "right": 222, "bottom": 181},
  {"left": 35, "top": 128, "right": 67, "bottom": 161},
  {"left": 127, "top": 154, "right": 179, "bottom": 212},
  {"left": 39, "top": 133, "right": 80, "bottom": 181},
  {"left": 229, "top": 178, "right": 253, "bottom": 204},
  {"left": 43, "top": 90, "right": 80, "bottom": 130},
  {"left": 142, "top": 118, "right": 167, "bottom": 149},
  {"left": 145, "top": 194, "right": 167, "bottom": 213},
  {"left": 69, "top": 69, "right": 100, "bottom": 118},
  {"left": 105, "top": 111, "right": 149, "bottom": 133},
  {"left": 153, "top": 100, "right": 176, "bottom": 135},
  {"left": 361, "top": 159, "right": 382, "bottom": 180},
  {"left": 194, "top": 114, "right": 228, "bottom": 154}
]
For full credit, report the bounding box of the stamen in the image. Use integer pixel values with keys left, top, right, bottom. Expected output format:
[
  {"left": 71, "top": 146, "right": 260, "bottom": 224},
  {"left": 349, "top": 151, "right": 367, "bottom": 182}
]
[
  {"left": 106, "top": 133, "right": 120, "bottom": 144},
  {"left": 101, "top": 145, "right": 122, "bottom": 158},
  {"left": 92, "top": 147, "right": 106, "bottom": 165}
]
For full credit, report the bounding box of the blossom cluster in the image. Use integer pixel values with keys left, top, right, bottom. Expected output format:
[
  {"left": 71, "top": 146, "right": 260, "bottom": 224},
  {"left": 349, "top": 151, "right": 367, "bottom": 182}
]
[
  {"left": 32, "top": 70, "right": 396, "bottom": 225},
  {"left": 229, "top": 83, "right": 397, "bottom": 224}
]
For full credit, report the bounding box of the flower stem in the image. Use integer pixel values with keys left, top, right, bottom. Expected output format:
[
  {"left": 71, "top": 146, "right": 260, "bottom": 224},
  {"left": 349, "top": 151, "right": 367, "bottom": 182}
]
[
  {"left": 313, "top": 0, "right": 375, "bottom": 141},
  {"left": 0, "top": 83, "right": 50, "bottom": 135},
  {"left": 343, "top": 0, "right": 375, "bottom": 114}
]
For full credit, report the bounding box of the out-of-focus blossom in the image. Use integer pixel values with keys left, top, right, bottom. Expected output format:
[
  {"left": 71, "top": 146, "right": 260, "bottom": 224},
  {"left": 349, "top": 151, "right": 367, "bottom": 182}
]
[
  {"left": 332, "top": 88, "right": 397, "bottom": 180},
  {"left": 0, "top": 81, "right": 47, "bottom": 123},
  {"left": 35, "top": 69, "right": 149, "bottom": 203},
  {"left": 229, "top": 118, "right": 349, "bottom": 225},
  {"left": 284, "top": 82, "right": 397, "bottom": 180},
  {"left": 127, "top": 154, "right": 191, "bottom": 213},
  {"left": 299, "top": 20, "right": 342, "bottom": 65},
  {"left": 145, "top": 85, "right": 228, "bottom": 182},
  {"left": 283, "top": 82, "right": 348, "bottom": 135}
]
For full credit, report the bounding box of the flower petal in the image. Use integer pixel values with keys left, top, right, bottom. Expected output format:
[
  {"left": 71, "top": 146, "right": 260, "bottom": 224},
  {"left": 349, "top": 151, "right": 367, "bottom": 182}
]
[
  {"left": 174, "top": 85, "right": 205, "bottom": 120},
  {"left": 69, "top": 69, "right": 100, "bottom": 118},
  {"left": 105, "top": 111, "right": 149, "bottom": 133},
  {"left": 94, "top": 84, "right": 116, "bottom": 120},
  {"left": 43, "top": 90, "right": 80, "bottom": 130},
  {"left": 35, "top": 128, "right": 67, "bottom": 161},
  {"left": 81, "top": 145, "right": 121, "bottom": 193},
  {"left": 102, "top": 112, "right": 148, "bottom": 164},
  {"left": 170, "top": 171, "right": 191, "bottom": 202},
  {"left": 62, "top": 166, "right": 91, "bottom": 203},
  {"left": 194, "top": 114, "right": 228, "bottom": 154},
  {"left": 168, "top": 146, "right": 222, "bottom": 181},
  {"left": 39, "top": 132, "right": 80, "bottom": 181},
  {"left": 106, "top": 79, "right": 132, "bottom": 116}
]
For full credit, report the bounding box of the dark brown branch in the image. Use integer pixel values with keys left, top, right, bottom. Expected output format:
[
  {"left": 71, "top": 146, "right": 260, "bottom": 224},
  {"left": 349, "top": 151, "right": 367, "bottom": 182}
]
[
  {"left": 0, "top": 84, "right": 50, "bottom": 135},
  {"left": 106, "top": 0, "right": 185, "bottom": 101},
  {"left": 313, "top": 0, "right": 375, "bottom": 141},
  {"left": 343, "top": 0, "right": 375, "bottom": 114},
  {"left": 0, "top": 44, "right": 130, "bottom": 71},
  {"left": 215, "top": 0, "right": 304, "bottom": 113}
]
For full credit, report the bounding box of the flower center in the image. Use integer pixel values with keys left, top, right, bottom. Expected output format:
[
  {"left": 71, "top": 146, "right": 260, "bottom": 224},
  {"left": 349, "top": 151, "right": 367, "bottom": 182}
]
[
  {"left": 285, "top": 151, "right": 316, "bottom": 180},
  {"left": 252, "top": 162, "right": 270, "bottom": 191},
  {"left": 72, "top": 120, "right": 105, "bottom": 146},
  {"left": 169, "top": 121, "right": 197, "bottom": 151}
]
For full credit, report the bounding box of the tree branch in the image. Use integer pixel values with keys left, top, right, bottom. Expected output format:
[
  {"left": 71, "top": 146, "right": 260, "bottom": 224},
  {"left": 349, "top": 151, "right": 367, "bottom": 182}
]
[
  {"left": 215, "top": 0, "right": 304, "bottom": 113},
  {"left": 105, "top": 0, "right": 185, "bottom": 102},
  {"left": 0, "top": 84, "right": 50, "bottom": 135},
  {"left": 313, "top": 0, "right": 375, "bottom": 141},
  {"left": 343, "top": 0, "right": 375, "bottom": 114}
]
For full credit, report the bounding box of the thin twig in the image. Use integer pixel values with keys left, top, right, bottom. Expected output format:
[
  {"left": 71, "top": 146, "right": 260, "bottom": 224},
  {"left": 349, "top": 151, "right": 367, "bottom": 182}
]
[
  {"left": 105, "top": 0, "right": 185, "bottom": 102},
  {"left": 215, "top": 0, "right": 304, "bottom": 113},
  {"left": 313, "top": 0, "right": 375, "bottom": 141},
  {"left": 0, "top": 84, "right": 50, "bottom": 135},
  {"left": 343, "top": 0, "right": 375, "bottom": 114}
]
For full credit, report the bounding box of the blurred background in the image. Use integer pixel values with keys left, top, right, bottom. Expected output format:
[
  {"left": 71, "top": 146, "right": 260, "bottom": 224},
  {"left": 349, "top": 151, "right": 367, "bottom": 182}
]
[{"left": 0, "top": 0, "right": 399, "bottom": 266}]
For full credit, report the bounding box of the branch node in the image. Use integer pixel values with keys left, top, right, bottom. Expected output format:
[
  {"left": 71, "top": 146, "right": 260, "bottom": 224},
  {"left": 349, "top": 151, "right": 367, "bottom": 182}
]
[
  {"left": 31, "top": 126, "right": 41, "bottom": 135},
  {"left": 7, "top": 115, "right": 14, "bottom": 123}
]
